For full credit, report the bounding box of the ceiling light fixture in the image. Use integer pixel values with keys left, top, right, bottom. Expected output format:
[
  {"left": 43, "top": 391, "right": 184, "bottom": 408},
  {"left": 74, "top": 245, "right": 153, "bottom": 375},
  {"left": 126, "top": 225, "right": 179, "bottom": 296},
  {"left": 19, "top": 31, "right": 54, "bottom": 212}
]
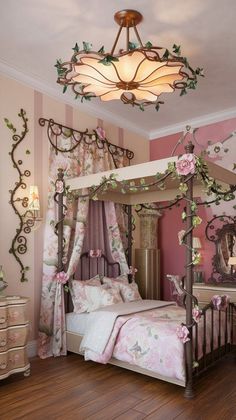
[{"left": 55, "top": 9, "right": 204, "bottom": 111}]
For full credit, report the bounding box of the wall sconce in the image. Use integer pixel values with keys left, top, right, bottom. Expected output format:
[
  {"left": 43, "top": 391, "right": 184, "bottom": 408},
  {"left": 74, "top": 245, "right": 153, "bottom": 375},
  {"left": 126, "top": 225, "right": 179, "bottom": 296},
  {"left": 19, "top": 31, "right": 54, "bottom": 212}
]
[
  {"left": 26, "top": 185, "right": 42, "bottom": 225},
  {"left": 193, "top": 237, "right": 202, "bottom": 250}
]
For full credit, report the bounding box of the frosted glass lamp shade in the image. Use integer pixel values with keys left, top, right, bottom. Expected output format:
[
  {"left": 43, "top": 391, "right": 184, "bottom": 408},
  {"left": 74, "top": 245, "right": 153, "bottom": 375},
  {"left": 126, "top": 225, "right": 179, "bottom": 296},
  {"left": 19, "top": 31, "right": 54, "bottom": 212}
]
[
  {"left": 193, "top": 237, "right": 202, "bottom": 249},
  {"left": 28, "top": 186, "right": 40, "bottom": 211}
]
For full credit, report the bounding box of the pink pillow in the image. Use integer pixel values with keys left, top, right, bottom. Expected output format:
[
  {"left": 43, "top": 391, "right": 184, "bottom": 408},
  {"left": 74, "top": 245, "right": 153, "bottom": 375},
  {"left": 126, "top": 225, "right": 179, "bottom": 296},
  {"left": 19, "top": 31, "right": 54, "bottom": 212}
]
[
  {"left": 71, "top": 276, "right": 101, "bottom": 313},
  {"left": 102, "top": 274, "right": 129, "bottom": 289},
  {"left": 119, "top": 282, "right": 142, "bottom": 302}
]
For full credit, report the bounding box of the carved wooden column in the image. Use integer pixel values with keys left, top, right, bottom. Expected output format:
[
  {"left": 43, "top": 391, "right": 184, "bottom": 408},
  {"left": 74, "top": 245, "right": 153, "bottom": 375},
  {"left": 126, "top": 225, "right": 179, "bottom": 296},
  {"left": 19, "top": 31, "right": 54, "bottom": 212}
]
[{"left": 135, "top": 206, "right": 162, "bottom": 299}]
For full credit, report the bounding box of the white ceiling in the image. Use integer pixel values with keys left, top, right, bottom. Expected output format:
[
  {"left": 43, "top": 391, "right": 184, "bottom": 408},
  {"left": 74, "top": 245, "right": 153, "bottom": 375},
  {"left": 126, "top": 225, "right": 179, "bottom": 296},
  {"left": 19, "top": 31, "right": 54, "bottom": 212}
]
[{"left": 1, "top": 0, "right": 236, "bottom": 139}]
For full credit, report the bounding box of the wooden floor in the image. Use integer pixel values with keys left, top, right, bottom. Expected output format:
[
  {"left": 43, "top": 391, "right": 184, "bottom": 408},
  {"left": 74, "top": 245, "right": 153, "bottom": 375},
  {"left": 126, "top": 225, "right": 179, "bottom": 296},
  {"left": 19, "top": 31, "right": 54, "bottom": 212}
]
[{"left": 0, "top": 353, "right": 235, "bottom": 420}]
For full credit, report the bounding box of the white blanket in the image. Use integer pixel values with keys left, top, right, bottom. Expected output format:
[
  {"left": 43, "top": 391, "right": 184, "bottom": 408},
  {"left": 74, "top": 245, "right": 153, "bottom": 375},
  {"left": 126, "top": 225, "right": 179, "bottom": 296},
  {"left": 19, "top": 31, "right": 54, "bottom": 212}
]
[{"left": 79, "top": 300, "right": 175, "bottom": 355}]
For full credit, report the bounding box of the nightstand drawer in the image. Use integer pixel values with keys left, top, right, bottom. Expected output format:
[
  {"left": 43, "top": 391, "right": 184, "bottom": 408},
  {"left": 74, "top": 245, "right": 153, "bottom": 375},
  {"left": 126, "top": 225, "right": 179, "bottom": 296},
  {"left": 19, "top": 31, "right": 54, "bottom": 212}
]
[
  {"left": 0, "top": 325, "right": 29, "bottom": 352},
  {"left": 0, "top": 347, "right": 28, "bottom": 377},
  {"left": 7, "top": 304, "right": 29, "bottom": 326}
]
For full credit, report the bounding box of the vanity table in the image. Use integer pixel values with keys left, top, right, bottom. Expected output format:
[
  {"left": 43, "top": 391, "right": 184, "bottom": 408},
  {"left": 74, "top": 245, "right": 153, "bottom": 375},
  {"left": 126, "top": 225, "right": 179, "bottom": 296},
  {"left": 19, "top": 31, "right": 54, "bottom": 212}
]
[{"left": 193, "top": 283, "right": 236, "bottom": 305}]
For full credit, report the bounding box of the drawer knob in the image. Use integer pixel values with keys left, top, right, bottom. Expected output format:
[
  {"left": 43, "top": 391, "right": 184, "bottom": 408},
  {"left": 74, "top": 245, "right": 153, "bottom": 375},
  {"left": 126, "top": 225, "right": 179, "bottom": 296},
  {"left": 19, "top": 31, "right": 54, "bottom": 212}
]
[{"left": 0, "top": 362, "right": 7, "bottom": 370}]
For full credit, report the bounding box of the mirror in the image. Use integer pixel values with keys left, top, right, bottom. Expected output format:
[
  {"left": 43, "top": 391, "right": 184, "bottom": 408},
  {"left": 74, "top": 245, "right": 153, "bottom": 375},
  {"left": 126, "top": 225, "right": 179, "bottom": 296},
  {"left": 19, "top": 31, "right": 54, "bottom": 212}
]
[{"left": 206, "top": 215, "right": 236, "bottom": 283}]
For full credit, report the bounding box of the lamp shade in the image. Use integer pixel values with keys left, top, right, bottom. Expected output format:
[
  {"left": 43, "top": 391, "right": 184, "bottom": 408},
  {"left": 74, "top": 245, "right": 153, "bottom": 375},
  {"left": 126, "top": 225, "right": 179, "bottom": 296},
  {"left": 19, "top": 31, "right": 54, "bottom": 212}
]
[
  {"left": 28, "top": 186, "right": 40, "bottom": 211},
  {"left": 193, "top": 237, "right": 202, "bottom": 249},
  {"left": 228, "top": 256, "right": 236, "bottom": 265}
]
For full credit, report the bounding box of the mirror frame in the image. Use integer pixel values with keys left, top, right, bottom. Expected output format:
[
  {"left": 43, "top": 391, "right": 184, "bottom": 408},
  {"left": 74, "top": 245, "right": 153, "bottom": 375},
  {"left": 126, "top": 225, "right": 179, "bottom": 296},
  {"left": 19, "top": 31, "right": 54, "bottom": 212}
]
[{"left": 206, "top": 215, "right": 236, "bottom": 283}]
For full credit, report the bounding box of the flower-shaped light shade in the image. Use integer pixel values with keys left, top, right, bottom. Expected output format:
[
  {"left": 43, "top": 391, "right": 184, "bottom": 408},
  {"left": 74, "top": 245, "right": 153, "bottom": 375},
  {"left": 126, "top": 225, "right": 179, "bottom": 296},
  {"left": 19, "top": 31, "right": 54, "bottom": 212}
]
[
  {"left": 72, "top": 51, "right": 184, "bottom": 104},
  {"left": 56, "top": 9, "right": 203, "bottom": 111}
]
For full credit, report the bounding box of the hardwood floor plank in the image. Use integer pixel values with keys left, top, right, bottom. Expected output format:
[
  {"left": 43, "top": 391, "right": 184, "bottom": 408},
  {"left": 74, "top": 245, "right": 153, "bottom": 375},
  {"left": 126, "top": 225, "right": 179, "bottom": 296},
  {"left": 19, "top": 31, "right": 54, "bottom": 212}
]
[{"left": 0, "top": 353, "right": 235, "bottom": 420}]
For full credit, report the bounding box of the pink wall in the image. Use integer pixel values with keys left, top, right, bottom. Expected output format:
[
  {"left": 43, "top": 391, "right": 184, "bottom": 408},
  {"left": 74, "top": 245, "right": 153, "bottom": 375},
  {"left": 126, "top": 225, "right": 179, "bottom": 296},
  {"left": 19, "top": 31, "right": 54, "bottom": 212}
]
[{"left": 150, "top": 118, "right": 236, "bottom": 300}]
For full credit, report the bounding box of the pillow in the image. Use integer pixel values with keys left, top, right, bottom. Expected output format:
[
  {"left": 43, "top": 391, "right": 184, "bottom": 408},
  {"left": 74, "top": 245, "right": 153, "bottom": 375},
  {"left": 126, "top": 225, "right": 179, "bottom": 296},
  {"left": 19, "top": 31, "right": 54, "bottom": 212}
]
[
  {"left": 71, "top": 276, "right": 102, "bottom": 313},
  {"left": 83, "top": 284, "right": 123, "bottom": 312},
  {"left": 119, "top": 282, "right": 142, "bottom": 302},
  {"left": 102, "top": 274, "right": 129, "bottom": 289}
]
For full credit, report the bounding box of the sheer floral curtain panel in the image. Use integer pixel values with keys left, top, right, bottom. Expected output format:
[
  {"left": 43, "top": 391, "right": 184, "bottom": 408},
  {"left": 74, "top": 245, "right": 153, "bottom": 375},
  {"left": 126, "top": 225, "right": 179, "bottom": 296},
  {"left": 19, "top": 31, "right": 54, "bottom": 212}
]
[{"left": 38, "top": 132, "right": 129, "bottom": 358}]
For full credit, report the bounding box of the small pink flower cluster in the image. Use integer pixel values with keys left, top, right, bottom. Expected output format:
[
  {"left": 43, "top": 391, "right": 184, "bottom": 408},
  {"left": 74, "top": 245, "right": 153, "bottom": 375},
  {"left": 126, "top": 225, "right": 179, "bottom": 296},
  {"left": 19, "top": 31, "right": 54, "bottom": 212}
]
[
  {"left": 192, "top": 305, "right": 202, "bottom": 323},
  {"left": 95, "top": 127, "right": 106, "bottom": 140},
  {"left": 89, "top": 249, "right": 102, "bottom": 258},
  {"left": 128, "top": 266, "right": 138, "bottom": 277},
  {"left": 211, "top": 294, "right": 230, "bottom": 311},
  {"left": 176, "top": 153, "right": 196, "bottom": 176},
  {"left": 176, "top": 324, "right": 190, "bottom": 343},
  {"left": 55, "top": 271, "right": 69, "bottom": 284},
  {"left": 55, "top": 180, "right": 64, "bottom": 194}
]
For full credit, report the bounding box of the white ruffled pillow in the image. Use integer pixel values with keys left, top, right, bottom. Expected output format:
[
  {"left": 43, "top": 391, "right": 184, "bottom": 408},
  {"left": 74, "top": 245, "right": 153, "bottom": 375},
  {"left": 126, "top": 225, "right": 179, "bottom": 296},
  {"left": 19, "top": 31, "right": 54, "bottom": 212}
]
[{"left": 71, "top": 280, "right": 122, "bottom": 313}]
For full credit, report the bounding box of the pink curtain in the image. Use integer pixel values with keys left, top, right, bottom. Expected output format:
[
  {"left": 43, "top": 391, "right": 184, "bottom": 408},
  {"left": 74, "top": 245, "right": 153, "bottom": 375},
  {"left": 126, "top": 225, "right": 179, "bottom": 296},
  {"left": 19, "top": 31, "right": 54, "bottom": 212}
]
[{"left": 38, "top": 133, "right": 129, "bottom": 358}]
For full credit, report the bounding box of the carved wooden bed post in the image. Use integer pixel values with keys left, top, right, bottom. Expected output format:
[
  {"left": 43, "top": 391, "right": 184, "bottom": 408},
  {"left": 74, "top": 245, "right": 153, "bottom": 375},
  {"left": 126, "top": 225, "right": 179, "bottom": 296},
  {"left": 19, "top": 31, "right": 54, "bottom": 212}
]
[
  {"left": 184, "top": 141, "right": 194, "bottom": 399},
  {"left": 57, "top": 168, "right": 64, "bottom": 272}
]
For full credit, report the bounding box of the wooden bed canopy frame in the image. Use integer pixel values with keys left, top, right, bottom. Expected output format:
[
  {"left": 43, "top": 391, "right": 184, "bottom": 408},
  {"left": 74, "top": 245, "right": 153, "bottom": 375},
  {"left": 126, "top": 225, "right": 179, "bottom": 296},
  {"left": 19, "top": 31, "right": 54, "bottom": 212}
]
[{"left": 39, "top": 118, "right": 236, "bottom": 398}]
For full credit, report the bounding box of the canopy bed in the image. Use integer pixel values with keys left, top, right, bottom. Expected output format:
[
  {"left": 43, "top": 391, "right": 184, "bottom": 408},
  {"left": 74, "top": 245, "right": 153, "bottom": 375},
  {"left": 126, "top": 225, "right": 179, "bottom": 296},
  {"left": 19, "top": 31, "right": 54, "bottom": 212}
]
[{"left": 38, "top": 118, "right": 236, "bottom": 398}]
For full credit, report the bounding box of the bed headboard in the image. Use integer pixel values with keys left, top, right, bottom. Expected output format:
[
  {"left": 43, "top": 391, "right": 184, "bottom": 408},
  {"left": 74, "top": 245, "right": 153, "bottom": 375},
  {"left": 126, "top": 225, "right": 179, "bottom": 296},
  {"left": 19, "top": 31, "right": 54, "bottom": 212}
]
[{"left": 74, "top": 251, "right": 121, "bottom": 280}]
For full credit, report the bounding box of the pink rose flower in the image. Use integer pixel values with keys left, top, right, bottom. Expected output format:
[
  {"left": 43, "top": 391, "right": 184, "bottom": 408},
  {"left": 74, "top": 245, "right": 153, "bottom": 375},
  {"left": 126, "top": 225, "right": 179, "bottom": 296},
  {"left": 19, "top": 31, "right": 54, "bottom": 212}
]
[
  {"left": 95, "top": 127, "right": 106, "bottom": 140},
  {"left": 176, "top": 153, "right": 196, "bottom": 176},
  {"left": 176, "top": 325, "right": 190, "bottom": 343},
  {"left": 192, "top": 305, "right": 202, "bottom": 323},
  {"left": 55, "top": 180, "right": 64, "bottom": 194},
  {"left": 55, "top": 271, "right": 69, "bottom": 284},
  {"left": 89, "top": 249, "right": 102, "bottom": 258},
  {"left": 128, "top": 266, "right": 138, "bottom": 276},
  {"left": 212, "top": 294, "right": 230, "bottom": 310}
]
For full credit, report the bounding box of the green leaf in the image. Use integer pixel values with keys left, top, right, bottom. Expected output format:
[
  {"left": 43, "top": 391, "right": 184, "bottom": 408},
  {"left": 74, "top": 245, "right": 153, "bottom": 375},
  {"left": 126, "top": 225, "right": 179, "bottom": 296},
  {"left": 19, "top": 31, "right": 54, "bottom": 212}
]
[
  {"left": 139, "top": 104, "right": 144, "bottom": 111},
  {"left": 162, "top": 49, "right": 169, "bottom": 60},
  {"left": 128, "top": 41, "right": 139, "bottom": 50},
  {"left": 98, "top": 45, "right": 105, "bottom": 53},
  {"left": 180, "top": 88, "right": 187, "bottom": 96},
  {"left": 173, "top": 44, "right": 181, "bottom": 55},
  {"left": 83, "top": 41, "right": 92, "bottom": 52},
  {"left": 62, "top": 85, "right": 68, "bottom": 94},
  {"left": 99, "top": 55, "right": 119, "bottom": 66},
  {"left": 233, "top": 163, "right": 236, "bottom": 171},
  {"left": 145, "top": 41, "right": 153, "bottom": 49},
  {"left": 155, "top": 102, "right": 160, "bottom": 112},
  {"left": 72, "top": 42, "right": 79, "bottom": 52}
]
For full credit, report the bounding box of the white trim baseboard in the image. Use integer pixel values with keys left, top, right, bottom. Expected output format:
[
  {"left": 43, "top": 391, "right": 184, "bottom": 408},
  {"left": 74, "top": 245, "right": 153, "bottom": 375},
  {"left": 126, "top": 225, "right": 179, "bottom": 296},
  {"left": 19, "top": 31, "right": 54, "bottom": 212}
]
[{"left": 27, "top": 340, "right": 38, "bottom": 358}]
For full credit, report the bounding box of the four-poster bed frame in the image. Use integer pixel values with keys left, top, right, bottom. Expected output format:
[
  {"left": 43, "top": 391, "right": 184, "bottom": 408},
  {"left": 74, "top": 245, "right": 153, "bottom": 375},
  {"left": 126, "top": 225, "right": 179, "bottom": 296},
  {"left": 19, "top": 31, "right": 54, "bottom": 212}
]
[{"left": 55, "top": 143, "right": 236, "bottom": 398}]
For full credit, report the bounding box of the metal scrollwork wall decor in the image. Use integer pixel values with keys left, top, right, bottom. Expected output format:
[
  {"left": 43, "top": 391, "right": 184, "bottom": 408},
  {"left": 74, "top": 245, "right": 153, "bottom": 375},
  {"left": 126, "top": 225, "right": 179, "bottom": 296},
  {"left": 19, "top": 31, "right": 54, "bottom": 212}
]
[
  {"left": 38, "top": 117, "right": 134, "bottom": 168},
  {"left": 206, "top": 214, "right": 236, "bottom": 283},
  {"left": 4, "top": 109, "right": 35, "bottom": 282}
]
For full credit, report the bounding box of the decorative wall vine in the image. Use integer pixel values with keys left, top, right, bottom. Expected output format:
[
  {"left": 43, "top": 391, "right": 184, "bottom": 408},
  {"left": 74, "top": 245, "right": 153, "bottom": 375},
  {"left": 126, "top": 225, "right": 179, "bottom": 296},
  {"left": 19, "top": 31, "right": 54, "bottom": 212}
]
[{"left": 4, "top": 109, "right": 33, "bottom": 282}]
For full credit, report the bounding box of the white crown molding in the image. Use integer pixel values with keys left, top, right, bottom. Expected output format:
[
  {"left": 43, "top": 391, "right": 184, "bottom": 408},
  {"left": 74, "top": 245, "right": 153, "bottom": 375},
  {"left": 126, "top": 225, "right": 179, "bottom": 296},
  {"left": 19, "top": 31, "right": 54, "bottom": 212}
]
[
  {"left": 27, "top": 340, "right": 37, "bottom": 358},
  {"left": 149, "top": 107, "right": 236, "bottom": 140},
  {"left": 0, "top": 59, "right": 149, "bottom": 139},
  {"left": 1, "top": 59, "right": 236, "bottom": 142}
]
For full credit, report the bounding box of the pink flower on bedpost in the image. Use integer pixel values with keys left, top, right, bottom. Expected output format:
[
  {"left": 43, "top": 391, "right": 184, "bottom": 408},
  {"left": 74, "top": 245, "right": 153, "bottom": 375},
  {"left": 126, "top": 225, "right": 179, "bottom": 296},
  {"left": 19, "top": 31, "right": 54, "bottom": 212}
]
[
  {"left": 176, "top": 154, "right": 196, "bottom": 176},
  {"left": 176, "top": 324, "right": 190, "bottom": 343},
  {"left": 211, "top": 294, "right": 230, "bottom": 310},
  {"left": 55, "top": 180, "right": 64, "bottom": 194},
  {"left": 95, "top": 127, "right": 106, "bottom": 140},
  {"left": 192, "top": 305, "right": 202, "bottom": 323},
  {"left": 128, "top": 266, "right": 138, "bottom": 280},
  {"left": 89, "top": 249, "right": 102, "bottom": 258},
  {"left": 55, "top": 271, "right": 69, "bottom": 285}
]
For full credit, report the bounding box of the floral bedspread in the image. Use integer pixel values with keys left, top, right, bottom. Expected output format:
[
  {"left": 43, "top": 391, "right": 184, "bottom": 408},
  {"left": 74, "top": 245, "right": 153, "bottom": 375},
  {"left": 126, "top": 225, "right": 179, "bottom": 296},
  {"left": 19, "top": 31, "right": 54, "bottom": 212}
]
[
  {"left": 84, "top": 305, "right": 187, "bottom": 382},
  {"left": 83, "top": 304, "right": 229, "bottom": 383}
]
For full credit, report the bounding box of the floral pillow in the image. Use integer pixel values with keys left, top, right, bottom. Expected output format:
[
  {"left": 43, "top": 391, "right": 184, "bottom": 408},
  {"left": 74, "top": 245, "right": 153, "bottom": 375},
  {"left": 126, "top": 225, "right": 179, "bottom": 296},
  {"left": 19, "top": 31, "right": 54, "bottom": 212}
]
[
  {"left": 119, "top": 282, "right": 142, "bottom": 302},
  {"left": 71, "top": 276, "right": 102, "bottom": 313},
  {"left": 102, "top": 274, "right": 129, "bottom": 289},
  {"left": 71, "top": 281, "right": 123, "bottom": 313}
]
